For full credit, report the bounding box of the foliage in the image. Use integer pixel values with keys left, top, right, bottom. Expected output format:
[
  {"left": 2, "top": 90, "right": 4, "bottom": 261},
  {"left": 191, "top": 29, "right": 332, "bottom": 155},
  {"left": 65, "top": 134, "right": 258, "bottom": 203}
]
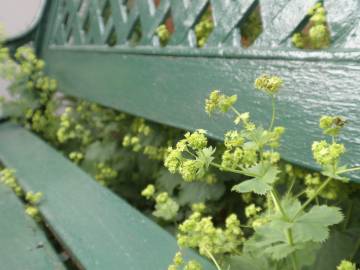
[{"left": 164, "top": 75, "right": 360, "bottom": 269}]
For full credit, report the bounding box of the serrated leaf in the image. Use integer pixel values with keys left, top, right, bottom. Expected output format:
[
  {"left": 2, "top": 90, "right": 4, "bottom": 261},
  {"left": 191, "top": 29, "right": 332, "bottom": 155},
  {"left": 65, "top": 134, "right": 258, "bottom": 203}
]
[
  {"left": 226, "top": 254, "right": 270, "bottom": 270},
  {"left": 232, "top": 179, "right": 271, "bottom": 195},
  {"left": 177, "top": 181, "right": 225, "bottom": 206},
  {"left": 293, "top": 205, "right": 344, "bottom": 243},
  {"left": 322, "top": 165, "right": 349, "bottom": 182},
  {"left": 264, "top": 243, "right": 295, "bottom": 260},
  {"left": 309, "top": 228, "right": 360, "bottom": 270},
  {"left": 85, "top": 140, "right": 117, "bottom": 162},
  {"left": 155, "top": 169, "right": 182, "bottom": 195},
  {"left": 232, "top": 161, "right": 279, "bottom": 195}
]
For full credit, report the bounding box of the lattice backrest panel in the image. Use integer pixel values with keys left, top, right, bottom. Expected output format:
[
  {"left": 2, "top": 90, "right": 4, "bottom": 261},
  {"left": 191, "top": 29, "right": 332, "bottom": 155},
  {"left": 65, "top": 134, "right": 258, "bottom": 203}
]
[{"left": 50, "top": 0, "right": 360, "bottom": 49}]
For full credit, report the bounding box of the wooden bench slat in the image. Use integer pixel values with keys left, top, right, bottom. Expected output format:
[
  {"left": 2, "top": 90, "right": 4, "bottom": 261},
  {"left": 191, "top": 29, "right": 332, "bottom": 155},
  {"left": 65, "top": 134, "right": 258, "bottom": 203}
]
[
  {"left": 0, "top": 182, "right": 65, "bottom": 270},
  {"left": 43, "top": 48, "right": 360, "bottom": 182},
  {"left": 0, "top": 122, "right": 215, "bottom": 270}
]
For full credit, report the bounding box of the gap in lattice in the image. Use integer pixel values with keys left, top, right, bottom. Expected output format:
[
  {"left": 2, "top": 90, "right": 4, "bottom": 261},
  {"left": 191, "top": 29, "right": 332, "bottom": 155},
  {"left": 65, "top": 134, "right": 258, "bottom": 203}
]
[
  {"left": 82, "top": 15, "right": 90, "bottom": 35},
  {"left": 193, "top": 3, "right": 214, "bottom": 48},
  {"left": 156, "top": 10, "right": 174, "bottom": 47},
  {"left": 153, "top": 0, "right": 161, "bottom": 8},
  {"left": 239, "top": 2, "right": 263, "bottom": 48},
  {"left": 106, "top": 27, "right": 118, "bottom": 47},
  {"left": 101, "top": 0, "right": 112, "bottom": 26},
  {"left": 128, "top": 19, "right": 143, "bottom": 46},
  {"left": 291, "top": 2, "right": 331, "bottom": 49}
]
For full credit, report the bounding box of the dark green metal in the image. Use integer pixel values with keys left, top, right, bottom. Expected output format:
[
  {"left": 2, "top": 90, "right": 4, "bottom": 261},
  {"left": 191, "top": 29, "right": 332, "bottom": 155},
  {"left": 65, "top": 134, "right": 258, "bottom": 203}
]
[
  {"left": 42, "top": 46, "right": 360, "bottom": 182},
  {"left": 0, "top": 182, "right": 65, "bottom": 270},
  {"left": 0, "top": 122, "right": 215, "bottom": 270}
]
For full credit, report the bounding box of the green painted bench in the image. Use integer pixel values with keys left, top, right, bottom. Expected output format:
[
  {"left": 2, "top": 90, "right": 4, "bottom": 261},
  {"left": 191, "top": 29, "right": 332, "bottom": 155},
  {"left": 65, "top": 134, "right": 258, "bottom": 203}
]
[{"left": 1, "top": 0, "right": 360, "bottom": 269}]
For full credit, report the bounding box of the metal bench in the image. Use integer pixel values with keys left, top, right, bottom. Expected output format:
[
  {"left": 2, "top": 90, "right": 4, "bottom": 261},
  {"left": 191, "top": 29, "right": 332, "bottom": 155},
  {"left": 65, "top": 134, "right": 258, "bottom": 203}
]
[{"left": 1, "top": 0, "right": 360, "bottom": 269}]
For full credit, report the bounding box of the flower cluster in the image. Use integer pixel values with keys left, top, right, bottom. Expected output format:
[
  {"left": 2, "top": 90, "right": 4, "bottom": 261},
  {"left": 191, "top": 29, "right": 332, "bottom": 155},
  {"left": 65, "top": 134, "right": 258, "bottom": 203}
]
[
  {"left": 26, "top": 191, "right": 43, "bottom": 205},
  {"left": 25, "top": 191, "right": 43, "bottom": 222},
  {"left": 312, "top": 140, "right": 345, "bottom": 166},
  {"left": 195, "top": 9, "right": 214, "bottom": 48},
  {"left": 205, "top": 90, "right": 237, "bottom": 115},
  {"left": 0, "top": 41, "right": 59, "bottom": 142},
  {"left": 156, "top": 24, "right": 171, "bottom": 46},
  {"left": 337, "top": 260, "right": 357, "bottom": 270},
  {"left": 0, "top": 168, "right": 22, "bottom": 196},
  {"left": 168, "top": 252, "right": 203, "bottom": 270},
  {"left": 254, "top": 75, "right": 283, "bottom": 95},
  {"left": 95, "top": 162, "right": 118, "bottom": 186},
  {"left": 141, "top": 185, "right": 179, "bottom": 221},
  {"left": 292, "top": 3, "right": 330, "bottom": 49},
  {"left": 57, "top": 107, "right": 92, "bottom": 144},
  {"left": 177, "top": 211, "right": 243, "bottom": 259},
  {"left": 69, "top": 151, "right": 84, "bottom": 164},
  {"left": 164, "top": 129, "right": 216, "bottom": 182}
]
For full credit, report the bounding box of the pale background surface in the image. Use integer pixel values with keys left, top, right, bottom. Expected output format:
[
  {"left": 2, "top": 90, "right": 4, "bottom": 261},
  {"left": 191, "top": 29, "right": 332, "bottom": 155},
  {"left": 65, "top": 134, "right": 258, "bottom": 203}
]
[{"left": 0, "top": 0, "right": 43, "bottom": 97}]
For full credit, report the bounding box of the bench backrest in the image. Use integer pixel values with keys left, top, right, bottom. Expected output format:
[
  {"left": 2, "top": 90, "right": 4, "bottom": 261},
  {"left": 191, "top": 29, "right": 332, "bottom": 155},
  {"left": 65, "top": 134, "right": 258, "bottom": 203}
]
[{"left": 32, "top": 0, "right": 360, "bottom": 181}]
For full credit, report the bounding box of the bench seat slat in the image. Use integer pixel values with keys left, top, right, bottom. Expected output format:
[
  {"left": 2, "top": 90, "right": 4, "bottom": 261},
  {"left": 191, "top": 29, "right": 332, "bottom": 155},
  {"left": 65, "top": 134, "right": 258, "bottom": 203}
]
[
  {"left": 0, "top": 122, "right": 215, "bottom": 270},
  {"left": 0, "top": 182, "right": 65, "bottom": 270}
]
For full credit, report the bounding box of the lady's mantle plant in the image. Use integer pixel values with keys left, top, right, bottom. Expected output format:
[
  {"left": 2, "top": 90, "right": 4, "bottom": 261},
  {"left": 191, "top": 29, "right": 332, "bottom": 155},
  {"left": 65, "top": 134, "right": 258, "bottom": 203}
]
[{"left": 164, "top": 75, "right": 360, "bottom": 270}]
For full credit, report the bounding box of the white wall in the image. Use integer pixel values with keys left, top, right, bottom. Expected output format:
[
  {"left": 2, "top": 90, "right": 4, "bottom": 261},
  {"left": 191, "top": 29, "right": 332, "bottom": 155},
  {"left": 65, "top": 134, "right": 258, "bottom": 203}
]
[{"left": 0, "top": 0, "right": 43, "bottom": 97}]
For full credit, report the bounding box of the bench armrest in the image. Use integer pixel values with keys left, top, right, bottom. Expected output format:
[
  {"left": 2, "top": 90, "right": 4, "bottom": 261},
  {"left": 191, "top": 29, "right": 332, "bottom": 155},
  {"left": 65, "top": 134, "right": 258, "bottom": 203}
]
[{"left": 4, "top": 0, "right": 48, "bottom": 53}]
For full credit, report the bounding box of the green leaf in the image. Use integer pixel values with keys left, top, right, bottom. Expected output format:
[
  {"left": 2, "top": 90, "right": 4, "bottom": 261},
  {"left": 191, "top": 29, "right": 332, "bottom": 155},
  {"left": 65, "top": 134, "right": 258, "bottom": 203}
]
[
  {"left": 308, "top": 228, "right": 360, "bottom": 270},
  {"left": 155, "top": 169, "right": 182, "bottom": 195},
  {"left": 226, "top": 254, "right": 271, "bottom": 270},
  {"left": 231, "top": 161, "right": 279, "bottom": 195},
  {"left": 232, "top": 179, "right": 271, "bottom": 195},
  {"left": 264, "top": 243, "right": 295, "bottom": 260},
  {"left": 293, "top": 205, "right": 344, "bottom": 243},
  {"left": 84, "top": 140, "right": 117, "bottom": 162},
  {"left": 322, "top": 165, "right": 349, "bottom": 182},
  {"left": 177, "top": 181, "right": 225, "bottom": 206}
]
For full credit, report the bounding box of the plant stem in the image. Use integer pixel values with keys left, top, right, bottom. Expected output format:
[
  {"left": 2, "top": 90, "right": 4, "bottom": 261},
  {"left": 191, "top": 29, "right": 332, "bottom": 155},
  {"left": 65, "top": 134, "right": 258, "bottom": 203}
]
[
  {"left": 269, "top": 96, "right": 276, "bottom": 130},
  {"left": 270, "top": 189, "right": 298, "bottom": 270},
  {"left": 350, "top": 237, "right": 360, "bottom": 261},
  {"left": 230, "top": 106, "right": 242, "bottom": 117},
  {"left": 204, "top": 248, "right": 223, "bottom": 270},
  {"left": 270, "top": 189, "right": 288, "bottom": 219},
  {"left": 210, "top": 162, "right": 252, "bottom": 177},
  {"left": 337, "top": 166, "right": 360, "bottom": 174},
  {"left": 294, "top": 177, "right": 332, "bottom": 219}
]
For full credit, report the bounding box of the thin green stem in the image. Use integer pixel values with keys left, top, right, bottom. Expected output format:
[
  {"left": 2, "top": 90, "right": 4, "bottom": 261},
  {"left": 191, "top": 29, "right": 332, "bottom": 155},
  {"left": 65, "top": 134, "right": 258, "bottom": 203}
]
[
  {"left": 210, "top": 162, "right": 252, "bottom": 177},
  {"left": 285, "top": 176, "right": 296, "bottom": 198},
  {"left": 230, "top": 106, "right": 242, "bottom": 117},
  {"left": 294, "top": 177, "right": 332, "bottom": 219},
  {"left": 343, "top": 201, "right": 353, "bottom": 230},
  {"left": 204, "top": 248, "right": 223, "bottom": 270},
  {"left": 270, "top": 189, "right": 289, "bottom": 219},
  {"left": 270, "top": 189, "right": 298, "bottom": 270},
  {"left": 350, "top": 237, "right": 360, "bottom": 261},
  {"left": 337, "top": 166, "right": 360, "bottom": 174},
  {"left": 269, "top": 96, "right": 276, "bottom": 131}
]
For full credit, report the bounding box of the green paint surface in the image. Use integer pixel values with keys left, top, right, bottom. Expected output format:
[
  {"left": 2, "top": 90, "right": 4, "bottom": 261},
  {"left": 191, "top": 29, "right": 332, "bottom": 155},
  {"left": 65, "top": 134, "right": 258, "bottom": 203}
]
[
  {"left": 43, "top": 48, "right": 360, "bottom": 182},
  {"left": 0, "top": 122, "right": 215, "bottom": 270},
  {"left": 0, "top": 182, "right": 65, "bottom": 270}
]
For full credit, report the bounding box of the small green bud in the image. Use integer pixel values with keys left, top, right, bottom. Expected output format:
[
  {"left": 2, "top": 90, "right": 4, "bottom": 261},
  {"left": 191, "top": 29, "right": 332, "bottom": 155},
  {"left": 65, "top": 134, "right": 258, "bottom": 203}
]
[
  {"left": 337, "top": 260, "right": 356, "bottom": 270},
  {"left": 141, "top": 184, "right": 155, "bottom": 199}
]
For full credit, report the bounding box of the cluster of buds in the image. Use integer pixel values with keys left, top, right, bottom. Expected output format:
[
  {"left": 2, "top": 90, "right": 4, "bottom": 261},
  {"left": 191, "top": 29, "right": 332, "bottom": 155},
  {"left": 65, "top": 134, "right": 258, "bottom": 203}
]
[
  {"left": 254, "top": 75, "right": 283, "bottom": 95},
  {"left": 164, "top": 130, "right": 215, "bottom": 182}
]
